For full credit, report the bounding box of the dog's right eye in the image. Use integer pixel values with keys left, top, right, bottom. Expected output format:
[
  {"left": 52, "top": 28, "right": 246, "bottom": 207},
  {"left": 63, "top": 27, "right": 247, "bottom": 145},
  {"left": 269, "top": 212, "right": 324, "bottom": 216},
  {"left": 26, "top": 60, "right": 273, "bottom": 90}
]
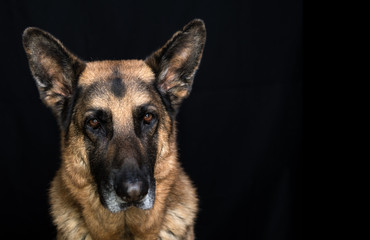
[
  {"left": 143, "top": 113, "right": 154, "bottom": 125},
  {"left": 87, "top": 118, "right": 101, "bottom": 130}
]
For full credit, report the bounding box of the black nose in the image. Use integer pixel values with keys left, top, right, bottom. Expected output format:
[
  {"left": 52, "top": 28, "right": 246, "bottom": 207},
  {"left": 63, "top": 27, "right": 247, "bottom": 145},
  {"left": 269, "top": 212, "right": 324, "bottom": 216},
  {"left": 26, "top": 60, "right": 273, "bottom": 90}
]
[{"left": 116, "top": 180, "right": 149, "bottom": 203}]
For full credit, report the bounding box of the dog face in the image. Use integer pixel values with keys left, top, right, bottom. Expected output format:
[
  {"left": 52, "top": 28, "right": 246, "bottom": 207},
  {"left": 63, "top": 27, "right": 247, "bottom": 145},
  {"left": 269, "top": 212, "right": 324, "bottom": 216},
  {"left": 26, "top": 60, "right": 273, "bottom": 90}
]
[
  {"left": 74, "top": 61, "right": 163, "bottom": 212},
  {"left": 23, "top": 20, "right": 206, "bottom": 213}
]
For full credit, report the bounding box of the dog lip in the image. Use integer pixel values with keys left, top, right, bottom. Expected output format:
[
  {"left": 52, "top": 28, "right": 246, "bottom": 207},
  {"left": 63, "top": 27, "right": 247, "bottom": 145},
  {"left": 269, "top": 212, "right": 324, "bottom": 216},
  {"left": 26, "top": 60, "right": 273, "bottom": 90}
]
[
  {"left": 107, "top": 198, "right": 153, "bottom": 212},
  {"left": 102, "top": 191, "right": 154, "bottom": 213}
]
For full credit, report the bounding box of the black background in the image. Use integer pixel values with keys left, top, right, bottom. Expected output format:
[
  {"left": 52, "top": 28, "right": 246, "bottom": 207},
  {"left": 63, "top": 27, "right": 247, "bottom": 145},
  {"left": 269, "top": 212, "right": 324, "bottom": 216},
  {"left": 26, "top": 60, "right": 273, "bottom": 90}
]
[{"left": 0, "top": 0, "right": 302, "bottom": 239}]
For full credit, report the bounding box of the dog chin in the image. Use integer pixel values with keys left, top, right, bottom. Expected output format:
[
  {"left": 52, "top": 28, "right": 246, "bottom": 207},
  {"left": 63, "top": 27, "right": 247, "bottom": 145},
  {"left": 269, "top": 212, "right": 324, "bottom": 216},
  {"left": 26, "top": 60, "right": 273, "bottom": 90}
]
[{"left": 101, "top": 187, "right": 155, "bottom": 213}]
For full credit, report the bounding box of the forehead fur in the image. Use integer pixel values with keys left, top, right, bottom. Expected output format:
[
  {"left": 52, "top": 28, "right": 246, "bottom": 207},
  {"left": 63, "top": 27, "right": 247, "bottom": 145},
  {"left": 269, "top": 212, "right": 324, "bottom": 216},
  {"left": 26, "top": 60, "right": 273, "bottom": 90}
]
[
  {"left": 75, "top": 60, "right": 162, "bottom": 129},
  {"left": 79, "top": 60, "right": 155, "bottom": 86}
]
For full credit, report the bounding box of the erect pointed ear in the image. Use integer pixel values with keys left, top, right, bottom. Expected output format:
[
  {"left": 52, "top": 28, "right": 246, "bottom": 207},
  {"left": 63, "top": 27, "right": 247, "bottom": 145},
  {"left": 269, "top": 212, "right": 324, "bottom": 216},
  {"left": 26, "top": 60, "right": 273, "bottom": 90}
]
[
  {"left": 145, "top": 19, "right": 206, "bottom": 111},
  {"left": 22, "top": 27, "right": 85, "bottom": 124}
]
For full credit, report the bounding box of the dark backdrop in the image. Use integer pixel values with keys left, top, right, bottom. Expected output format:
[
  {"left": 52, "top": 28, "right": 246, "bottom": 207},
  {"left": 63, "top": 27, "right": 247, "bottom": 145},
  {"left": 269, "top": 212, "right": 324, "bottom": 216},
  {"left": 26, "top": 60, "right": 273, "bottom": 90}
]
[{"left": 0, "top": 0, "right": 302, "bottom": 239}]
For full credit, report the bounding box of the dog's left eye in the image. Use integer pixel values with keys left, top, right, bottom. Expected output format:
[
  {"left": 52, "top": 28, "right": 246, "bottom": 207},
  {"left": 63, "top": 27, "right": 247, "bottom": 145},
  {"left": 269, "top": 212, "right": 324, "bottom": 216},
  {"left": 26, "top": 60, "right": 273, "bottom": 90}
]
[
  {"left": 143, "top": 113, "right": 154, "bottom": 125},
  {"left": 88, "top": 118, "right": 101, "bottom": 129}
]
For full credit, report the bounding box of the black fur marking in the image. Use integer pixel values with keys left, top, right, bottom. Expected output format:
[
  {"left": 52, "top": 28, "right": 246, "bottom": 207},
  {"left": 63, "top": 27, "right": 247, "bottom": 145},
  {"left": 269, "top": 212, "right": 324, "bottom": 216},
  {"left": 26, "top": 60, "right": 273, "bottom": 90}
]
[
  {"left": 153, "top": 82, "right": 175, "bottom": 116},
  {"left": 167, "top": 230, "right": 176, "bottom": 237},
  {"left": 147, "top": 120, "right": 159, "bottom": 168},
  {"left": 152, "top": 85, "right": 175, "bottom": 135},
  {"left": 110, "top": 77, "right": 125, "bottom": 98},
  {"left": 85, "top": 131, "right": 111, "bottom": 200},
  {"left": 83, "top": 108, "right": 113, "bottom": 142},
  {"left": 132, "top": 104, "right": 159, "bottom": 168},
  {"left": 132, "top": 104, "right": 159, "bottom": 138},
  {"left": 61, "top": 86, "right": 81, "bottom": 136},
  {"left": 172, "top": 211, "right": 185, "bottom": 221},
  {"left": 109, "top": 66, "right": 125, "bottom": 98},
  {"left": 122, "top": 221, "right": 135, "bottom": 240}
]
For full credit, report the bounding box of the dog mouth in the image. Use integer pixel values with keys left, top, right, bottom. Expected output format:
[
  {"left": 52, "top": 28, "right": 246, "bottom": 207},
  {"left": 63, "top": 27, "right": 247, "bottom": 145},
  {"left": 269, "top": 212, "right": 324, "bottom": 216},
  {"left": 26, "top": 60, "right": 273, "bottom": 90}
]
[{"left": 100, "top": 179, "right": 155, "bottom": 213}]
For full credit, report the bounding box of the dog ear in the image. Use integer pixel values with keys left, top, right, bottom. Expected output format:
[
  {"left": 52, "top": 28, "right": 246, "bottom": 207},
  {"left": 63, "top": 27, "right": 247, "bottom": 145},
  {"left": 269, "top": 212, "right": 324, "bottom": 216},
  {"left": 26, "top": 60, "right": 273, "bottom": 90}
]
[
  {"left": 22, "top": 27, "right": 85, "bottom": 122},
  {"left": 145, "top": 19, "right": 206, "bottom": 111}
]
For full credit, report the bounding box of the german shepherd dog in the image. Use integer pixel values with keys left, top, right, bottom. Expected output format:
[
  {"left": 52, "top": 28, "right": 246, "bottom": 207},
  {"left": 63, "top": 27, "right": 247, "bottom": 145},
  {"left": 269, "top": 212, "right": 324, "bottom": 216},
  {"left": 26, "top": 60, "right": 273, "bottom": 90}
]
[{"left": 22, "top": 19, "right": 206, "bottom": 240}]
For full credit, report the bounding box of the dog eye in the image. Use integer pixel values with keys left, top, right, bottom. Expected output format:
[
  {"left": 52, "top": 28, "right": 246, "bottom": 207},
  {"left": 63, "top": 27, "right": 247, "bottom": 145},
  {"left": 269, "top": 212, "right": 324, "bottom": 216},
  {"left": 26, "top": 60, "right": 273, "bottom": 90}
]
[
  {"left": 143, "top": 113, "right": 154, "bottom": 124},
  {"left": 88, "top": 118, "right": 101, "bottom": 129}
]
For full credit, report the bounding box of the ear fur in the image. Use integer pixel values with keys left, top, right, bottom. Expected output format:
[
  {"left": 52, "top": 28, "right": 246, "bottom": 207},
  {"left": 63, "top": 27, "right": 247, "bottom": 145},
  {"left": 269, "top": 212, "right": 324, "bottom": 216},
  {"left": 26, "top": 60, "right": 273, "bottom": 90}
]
[
  {"left": 145, "top": 19, "right": 206, "bottom": 111},
  {"left": 22, "top": 27, "right": 85, "bottom": 124}
]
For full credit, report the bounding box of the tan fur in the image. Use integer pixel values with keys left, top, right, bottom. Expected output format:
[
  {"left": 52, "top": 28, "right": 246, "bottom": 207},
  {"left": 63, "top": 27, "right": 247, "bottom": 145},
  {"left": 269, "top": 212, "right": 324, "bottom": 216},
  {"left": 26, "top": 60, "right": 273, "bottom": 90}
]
[{"left": 49, "top": 60, "right": 198, "bottom": 240}]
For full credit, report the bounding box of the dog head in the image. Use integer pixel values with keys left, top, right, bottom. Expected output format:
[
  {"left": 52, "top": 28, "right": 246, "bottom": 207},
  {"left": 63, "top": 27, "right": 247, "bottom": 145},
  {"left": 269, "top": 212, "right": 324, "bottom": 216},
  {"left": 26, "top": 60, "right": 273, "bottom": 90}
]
[{"left": 23, "top": 20, "right": 206, "bottom": 212}]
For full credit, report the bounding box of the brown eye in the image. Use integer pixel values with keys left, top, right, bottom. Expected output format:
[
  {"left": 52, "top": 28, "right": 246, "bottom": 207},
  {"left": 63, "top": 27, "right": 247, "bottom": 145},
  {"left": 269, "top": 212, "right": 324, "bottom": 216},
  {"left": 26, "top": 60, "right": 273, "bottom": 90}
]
[
  {"left": 143, "top": 113, "right": 154, "bottom": 124},
  {"left": 88, "top": 118, "right": 100, "bottom": 129}
]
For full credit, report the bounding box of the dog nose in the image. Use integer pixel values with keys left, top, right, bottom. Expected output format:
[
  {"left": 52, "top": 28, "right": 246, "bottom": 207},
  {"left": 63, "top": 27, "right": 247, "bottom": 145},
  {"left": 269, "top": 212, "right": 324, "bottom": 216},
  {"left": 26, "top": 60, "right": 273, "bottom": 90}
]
[{"left": 118, "top": 180, "right": 148, "bottom": 203}]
